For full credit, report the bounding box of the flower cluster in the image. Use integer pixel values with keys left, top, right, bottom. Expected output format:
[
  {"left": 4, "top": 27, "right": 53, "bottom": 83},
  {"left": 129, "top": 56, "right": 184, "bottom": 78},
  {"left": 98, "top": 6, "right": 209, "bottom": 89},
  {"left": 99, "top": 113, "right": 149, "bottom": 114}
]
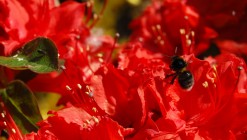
[{"left": 0, "top": 0, "right": 247, "bottom": 140}]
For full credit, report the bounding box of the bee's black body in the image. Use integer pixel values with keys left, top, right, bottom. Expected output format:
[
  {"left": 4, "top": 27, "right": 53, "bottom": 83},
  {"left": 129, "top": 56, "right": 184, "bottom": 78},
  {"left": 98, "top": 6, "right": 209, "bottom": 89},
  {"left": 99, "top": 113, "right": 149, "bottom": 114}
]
[{"left": 167, "top": 56, "right": 194, "bottom": 89}]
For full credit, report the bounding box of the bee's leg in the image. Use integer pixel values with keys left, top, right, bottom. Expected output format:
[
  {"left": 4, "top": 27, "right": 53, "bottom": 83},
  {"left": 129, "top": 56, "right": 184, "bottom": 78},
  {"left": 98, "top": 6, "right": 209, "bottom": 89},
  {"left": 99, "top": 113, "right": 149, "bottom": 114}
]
[
  {"left": 170, "top": 74, "right": 178, "bottom": 84},
  {"left": 165, "top": 73, "right": 176, "bottom": 79}
]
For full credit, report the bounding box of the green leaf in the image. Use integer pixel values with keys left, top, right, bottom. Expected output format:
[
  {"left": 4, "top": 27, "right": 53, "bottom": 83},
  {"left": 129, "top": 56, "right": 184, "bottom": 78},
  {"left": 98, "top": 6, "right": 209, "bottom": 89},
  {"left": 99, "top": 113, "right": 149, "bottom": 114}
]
[
  {"left": 0, "top": 37, "right": 58, "bottom": 73},
  {"left": 0, "top": 80, "right": 43, "bottom": 134}
]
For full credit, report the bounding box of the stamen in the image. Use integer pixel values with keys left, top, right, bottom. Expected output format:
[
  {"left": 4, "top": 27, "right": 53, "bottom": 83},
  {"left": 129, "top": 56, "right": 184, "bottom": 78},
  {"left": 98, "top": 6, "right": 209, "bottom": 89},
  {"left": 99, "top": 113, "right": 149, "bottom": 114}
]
[
  {"left": 238, "top": 66, "right": 243, "bottom": 70},
  {"left": 60, "top": 65, "right": 66, "bottom": 70},
  {"left": 1, "top": 112, "right": 5, "bottom": 118},
  {"left": 180, "top": 29, "right": 186, "bottom": 34},
  {"left": 92, "top": 116, "right": 99, "bottom": 124},
  {"left": 77, "top": 84, "right": 82, "bottom": 89},
  {"left": 92, "top": 107, "right": 97, "bottom": 112},
  {"left": 11, "top": 128, "right": 16, "bottom": 134},
  {"left": 83, "top": 122, "right": 87, "bottom": 128},
  {"left": 85, "top": 119, "right": 91, "bottom": 124},
  {"left": 138, "top": 37, "right": 143, "bottom": 42},
  {"left": 66, "top": 85, "right": 72, "bottom": 91},
  {"left": 202, "top": 81, "right": 209, "bottom": 88}
]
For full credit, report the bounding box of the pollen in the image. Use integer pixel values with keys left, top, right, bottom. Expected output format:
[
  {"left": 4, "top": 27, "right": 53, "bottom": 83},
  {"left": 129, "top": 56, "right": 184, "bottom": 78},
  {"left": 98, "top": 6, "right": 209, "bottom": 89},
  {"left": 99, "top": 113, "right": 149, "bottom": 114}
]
[
  {"left": 66, "top": 85, "right": 72, "bottom": 91},
  {"left": 85, "top": 119, "right": 91, "bottom": 124},
  {"left": 1, "top": 113, "right": 5, "bottom": 118},
  {"left": 86, "top": 1, "right": 92, "bottom": 7},
  {"left": 83, "top": 122, "right": 87, "bottom": 128},
  {"left": 77, "top": 84, "right": 82, "bottom": 89},
  {"left": 191, "top": 31, "right": 195, "bottom": 36},
  {"left": 97, "top": 53, "right": 103, "bottom": 57},
  {"left": 202, "top": 81, "right": 209, "bottom": 88},
  {"left": 238, "top": 66, "right": 243, "bottom": 70},
  {"left": 180, "top": 29, "right": 186, "bottom": 34},
  {"left": 92, "top": 116, "right": 99, "bottom": 124},
  {"left": 60, "top": 65, "right": 66, "bottom": 70},
  {"left": 1, "top": 112, "right": 5, "bottom": 118},
  {"left": 98, "top": 58, "right": 104, "bottom": 63},
  {"left": 212, "top": 64, "right": 217, "bottom": 71},
  {"left": 0, "top": 102, "right": 4, "bottom": 107},
  {"left": 187, "top": 39, "right": 192, "bottom": 46},
  {"left": 157, "top": 35, "right": 161, "bottom": 41},
  {"left": 156, "top": 24, "right": 161, "bottom": 30},
  {"left": 11, "top": 128, "right": 16, "bottom": 134},
  {"left": 138, "top": 37, "right": 143, "bottom": 42},
  {"left": 92, "top": 107, "right": 97, "bottom": 112},
  {"left": 159, "top": 40, "right": 165, "bottom": 45},
  {"left": 85, "top": 86, "right": 94, "bottom": 97}
]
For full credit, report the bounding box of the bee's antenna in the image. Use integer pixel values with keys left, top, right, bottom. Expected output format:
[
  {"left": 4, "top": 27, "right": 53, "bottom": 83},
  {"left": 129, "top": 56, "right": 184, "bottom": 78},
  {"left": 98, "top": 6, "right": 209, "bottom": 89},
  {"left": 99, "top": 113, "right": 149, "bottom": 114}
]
[
  {"left": 174, "top": 46, "right": 178, "bottom": 55},
  {"left": 163, "top": 54, "right": 172, "bottom": 58}
]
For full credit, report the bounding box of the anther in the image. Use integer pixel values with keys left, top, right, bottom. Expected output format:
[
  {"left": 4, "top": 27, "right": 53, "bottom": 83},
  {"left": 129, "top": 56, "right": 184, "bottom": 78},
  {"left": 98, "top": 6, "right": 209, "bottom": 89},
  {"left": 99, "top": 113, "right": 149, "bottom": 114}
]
[
  {"left": 60, "top": 65, "right": 66, "bottom": 70},
  {"left": 160, "top": 40, "right": 165, "bottom": 45},
  {"left": 85, "top": 119, "right": 91, "bottom": 124},
  {"left": 238, "top": 66, "right": 243, "bottom": 70},
  {"left": 157, "top": 36, "right": 161, "bottom": 40},
  {"left": 12, "top": 128, "right": 16, "bottom": 134},
  {"left": 76, "top": 35, "right": 80, "bottom": 40},
  {"left": 115, "top": 33, "right": 120, "bottom": 38},
  {"left": 77, "top": 84, "right": 82, "bottom": 89},
  {"left": 0, "top": 102, "right": 4, "bottom": 107},
  {"left": 83, "top": 123, "right": 87, "bottom": 128},
  {"left": 191, "top": 31, "right": 195, "bottom": 36},
  {"left": 138, "top": 37, "right": 143, "bottom": 42},
  {"left": 98, "top": 58, "right": 104, "bottom": 63},
  {"left": 97, "top": 53, "right": 103, "bottom": 57},
  {"left": 85, "top": 91, "right": 94, "bottom": 97},
  {"left": 180, "top": 29, "right": 186, "bottom": 34},
  {"left": 92, "top": 116, "right": 99, "bottom": 124},
  {"left": 86, "top": 1, "right": 91, "bottom": 7},
  {"left": 93, "top": 13, "right": 98, "bottom": 20},
  {"left": 202, "top": 81, "right": 209, "bottom": 88},
  {"left": 66, "top": 85, "right": 72, "bottom": 91},
  {"left": 92, "top": 107, "right": 97, "bottom": 112},
  {"left": 187, "top": 40, "right": 192, "bottom": 46},
  {"left": 86, "top": 45, "right": 90, "bottom": 51},
  {"left": 1, "top": 112, "right": 5, "bottom": 118},
  {"left": 156, "top": 24, "right": 161, "bottom": 30}
]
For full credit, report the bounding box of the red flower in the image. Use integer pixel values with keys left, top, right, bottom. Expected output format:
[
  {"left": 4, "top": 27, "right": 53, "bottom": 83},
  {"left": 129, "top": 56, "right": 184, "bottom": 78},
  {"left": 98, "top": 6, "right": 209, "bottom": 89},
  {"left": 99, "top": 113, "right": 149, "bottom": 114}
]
[
  {"left": 187, "top": 0, "right": 247, "bottom": 62},
  {"left": 129, "top": 0, "right": 217, "bottom": 56},
  {"left": 35, "top": 106, "right": 133, "bottom": 140},
  {"left": 0, "top": 0, "right": 117, "bottom": 95},
  {"left": 187, "top": 0, "right": 247, "bottom": 42},
  {"left": 0, "top": 101, "right": 23, "bottom": 140},
  {"left": 134, "top": 53, "right": 247, "bottom": 139}
]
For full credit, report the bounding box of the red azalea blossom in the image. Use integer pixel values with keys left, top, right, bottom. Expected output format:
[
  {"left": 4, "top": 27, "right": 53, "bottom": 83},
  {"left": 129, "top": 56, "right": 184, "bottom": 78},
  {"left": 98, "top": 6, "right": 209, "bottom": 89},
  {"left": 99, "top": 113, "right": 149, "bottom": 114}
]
[
  {"left": 129, "top": 0, "right": 217, "bottom": 56},
  {"left": 0, "top": 0, "right": 247, "bottom": 140},
  {"left": 186, "top": 0, "right": 247, "bottom": 61},
  {"left": 0, "top": 0, "right": 116, "bottom": 94},
  {"left": 187, "top": 0, "right": 247, "bottom": 41}
]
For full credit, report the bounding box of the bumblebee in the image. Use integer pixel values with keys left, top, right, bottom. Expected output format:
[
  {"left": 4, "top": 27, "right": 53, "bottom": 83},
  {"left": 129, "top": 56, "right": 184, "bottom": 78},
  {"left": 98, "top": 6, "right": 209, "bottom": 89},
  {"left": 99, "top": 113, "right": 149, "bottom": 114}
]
[{"left": 166, "top": 56, "right": 194, "bottom": 89}]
